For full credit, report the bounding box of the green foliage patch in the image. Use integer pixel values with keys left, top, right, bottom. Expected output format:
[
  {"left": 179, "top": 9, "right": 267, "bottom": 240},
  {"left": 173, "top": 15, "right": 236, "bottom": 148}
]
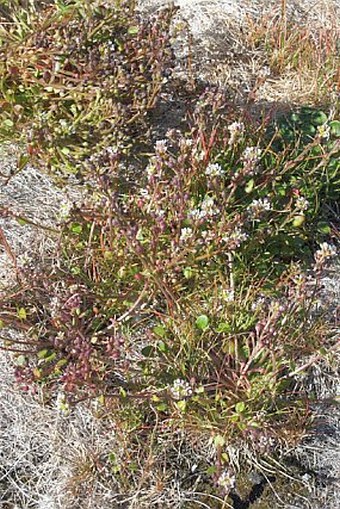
[{"left": 0, "top": 0, "right": 174, "bottom": 178}]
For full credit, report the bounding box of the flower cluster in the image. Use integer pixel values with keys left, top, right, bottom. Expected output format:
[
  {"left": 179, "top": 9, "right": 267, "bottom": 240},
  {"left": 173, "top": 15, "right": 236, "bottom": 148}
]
[
  {"left": 155, "top": 139, "right": 168, "bottom": 155},
  {"left": 314, "top": 242, "right": 337, "bottom": 265},
  {"left": 247, "top": 197, "right": 271, "bottom": 220},
  {"left": 316, "top": 123, "right": 330, "bottom": 140},
  {"left": 295, "top": 195, "right": 309, "bottom": 212},
  {"left": 227, "top": 121, "right": 244, "bottom": 146},
  {"left": 56, "top": 391, "right": 70, "bottom": 416},
  {"left": 169, "top": 379, "right": 193, "bottom": 400},
  {"left": 222, "top": 227, "right": 248, "bottom": 250},
  {"left": 189, "top": 196, "right": 220, "bottom": 220},
  {"left": 205, "top": 162, "right": 225, "bottom": 177},
  {"left": 179, "top": 227, "right": 193, "bottom": 243},
  {"left": 242, "top": 146, "right": 262, "bottom": 165},
  {"left": 217, "top": 470, "right": 236, "bottom": 491}
]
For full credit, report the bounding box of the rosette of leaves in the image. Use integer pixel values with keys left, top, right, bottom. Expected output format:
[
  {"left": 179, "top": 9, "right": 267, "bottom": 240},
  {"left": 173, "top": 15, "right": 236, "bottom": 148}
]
[
  {"left": 0, "top": 0, "right": 175, "bottom": 179},
  {"left": 267, "top": 106, "right": 339, "bottom": 149},
  {"left": 263, "top": 106, "right": 339, "bottom": 244}
]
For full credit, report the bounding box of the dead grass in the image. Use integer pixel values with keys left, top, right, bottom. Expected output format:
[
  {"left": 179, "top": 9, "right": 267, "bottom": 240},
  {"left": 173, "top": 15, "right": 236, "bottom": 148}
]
[{"left": 140, "top": 0, "right": 340, "bottom": 106}]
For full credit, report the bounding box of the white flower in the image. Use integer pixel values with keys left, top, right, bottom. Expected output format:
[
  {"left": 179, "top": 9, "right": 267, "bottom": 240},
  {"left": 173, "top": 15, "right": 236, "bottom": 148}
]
[
  {"left": 170, "top": 379, "right": 193, "bottom": 400},
  {"left": 189, "top": 196, "right": 219, "bottom": 220},
  {"left": 242, "top": 146, "right": 262, "bottom": 164},
  {"left": 295, "top": 196, "right": 309, "bottom": 212},
  {"left": 180, "top": 138, "right": 193, "bottom": 150},
  {"left": 140, "top": 188, "right": 150, "bottom": 197},
  {"left": 146, "top": 159, "right": 157, "bottom": 177},
  {"left": 56, "top": 392, "right": 70, "bottom": 415},
  {"left": 247, "top": 198, "right": 271, "bottom": 220},
  {"left": 317, "top": 123, "right": 330, "bottom": 140},
  {"left": 227, "top": 121, "right": 244, "bottom": 146},
  {"left": 205, "top": 163, "right": 225, "bottom": 177},
  {"left": 217, "top": 470, "right": 236, "bottom": 491},
  {"left": 180, "top": 227, "right": 193, "bottom": 242},
  {"left": 155, "top": 139, "right": 167, "bottom": 155},
  {"left": 58, "top": 200, "right": 72, "bottom": 220},
  {"left": 223, "top": 289, "right": 235, "bottom": 302},
  {"left": 314, "top": 242, "right": 336, "bottom": 263},
  {"left": 222, "top": 227, "right": 248, "bottom": 249},
  {"left": 251, "top": 295, "right": 267, "bottom": 311}
]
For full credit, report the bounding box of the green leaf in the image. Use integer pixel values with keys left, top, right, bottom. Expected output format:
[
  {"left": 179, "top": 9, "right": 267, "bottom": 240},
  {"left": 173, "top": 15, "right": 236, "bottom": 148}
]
[
  {"left": 70, "top": 223, "right": 82, "bottom": 234},
  {"left": 214, "top": 434, "right": 226, "bottom": 448},
  {"left": 128, "top": 26, "right": 139, "bottom": 35},
  {"left": 235, "top": 401, "right": 245, "bottom": 414},
  {"left": 37, "top": 349, "right": 49, "bottom": 359},
  {"left": 3, "top": 118, "right": 14, "bottom": 128},
  {"left": 17, "top": 307, "right": 27, "bottom": 320},
  {"left": 292, "top": 214, "right": 305, "bottom": 227},
  {"left": 317, "top": 221, "right": 331, "bottom": 234},
  {"left": 245, "top": 178, "right": 254, "bottom": 193},
  {"left": 176, "top": 400, "right": 186, "bottom": 412},
  {"left": 206, "top": 466, "right": 217, "bottom": 475},
  {"left": 221, "top": 452, "right": 229, "bottom": 463},
  {"left": 16, "top": 217, "right": 28, "bottom": 226},
  {"left": 329, "top": 120, "right": 340, "bottom": 137},
  {"left": 311, "top": 110, "right": 328, "bottom": 126},
  {"left": 141, "top": 345, "right": 154, "bottom": 357},
  {"left": 119, "top": 387, "right": 127, "bottom": 398},
  {"left": 195, "top": 314, "right": 209, "bottom": 330},
  {"left": 216, "top": 322, "right": 231, "bottom": 333},
  {"left": 153, "top": 325, "right": 166, "bottom": 337},
  {"left": 183, "top": 266, "right": 193, "bottom": 279},
  {"left": 157, "top": 340, "right": 168, "bottom": 353},
  {"left": 16, "top": 355, "right": 27, "bottom": 366},
  {"left": 18, "top": 154, "right": 29, "bottom": 171},
  {"left": 108, "top": 452, "right": 116, "bottom": 464},
  {"left": 104, "top": 250, "right": 114, "bottom": 261},
  {"left": 136, "top": 228, "right": 143, "bottom": 241},
  {"left": 156, "top": 402, "right": 168, "bottom": 412}
]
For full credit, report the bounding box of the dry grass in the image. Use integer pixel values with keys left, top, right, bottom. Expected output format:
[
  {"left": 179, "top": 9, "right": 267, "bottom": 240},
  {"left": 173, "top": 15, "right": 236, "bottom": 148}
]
[{"left": 140, "top": 0, "right": 340, "bottom": 106}]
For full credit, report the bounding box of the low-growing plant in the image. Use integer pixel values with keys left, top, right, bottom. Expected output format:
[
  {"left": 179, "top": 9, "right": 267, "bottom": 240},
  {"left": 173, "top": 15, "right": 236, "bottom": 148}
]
[
  {"left": 1, "top": 89, "right": 338, "bottom": 475},
  {"left": 0, "top": 2, "right": 339, "bottom": 503},
  {"left": 0, "top": 0, "right": 175, "bottom": 179}
]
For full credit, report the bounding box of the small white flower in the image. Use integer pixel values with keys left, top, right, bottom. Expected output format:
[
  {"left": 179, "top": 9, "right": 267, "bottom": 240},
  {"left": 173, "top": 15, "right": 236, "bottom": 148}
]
[
  {"left": 155, "top": 139, "right": 168, "bottom": 155},
  {"left": 222, "top": 227, "right": 248, "bottom": 249},
  {"left": 189, "top": 196, "right": 220, "bottom": 220},
  {"left": 105, "top": 146, "right": 119, "bottom": 157},
  {"left": 180, "top": 138, "right": 193, "bottom": 150},
  {"left": 58, "top": 200, "right": 72, "bottom": 220},
  {"left": 242, "top": 146, "right": 262, "bottom": 164},
  {"left": 146, "top": 159, "right": 157, "bottom": 177},
  {"left": 317, "top": 123, "right": 330, "bottom": 140},
  {"left": 251, "top": 295, "right": 267, "bottom": 311},
  {"left": 217, "top": 470, "right": 236, "bottom": 491},
  {"left": 314, "top": 242, "right": 336, "bottom": 263},
  {"left": 170, "top": 379, "right": 193, "bottom": 400},
  {"left": 180, "top": 227, "right": 193, "bottom": 242},
  {"left": 295, "top": 196, "right": 309, "bottom": 212},
  {"left": 56, "top": 392, "right": 70, "bottom": 415},
  {"left": 140, "top": 188, "right": 150, "bottom": 197},
  {"left": 205, "top": 163, "right": 225, "bottom": 177},
  {"left": 228, "top": 121, "right": 244, "bottom": 146},
  {"left": 247, "top": 198, "right": 271, "bottom": 220},
  {"left": 223, "top": 289, "right": 235, "bottom": 302}
]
